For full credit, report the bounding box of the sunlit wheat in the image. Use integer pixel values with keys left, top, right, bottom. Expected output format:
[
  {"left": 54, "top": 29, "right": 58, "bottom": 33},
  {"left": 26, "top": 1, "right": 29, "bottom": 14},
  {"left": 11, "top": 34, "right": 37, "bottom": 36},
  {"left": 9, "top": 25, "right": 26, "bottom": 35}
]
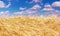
[{"left": 0, "top": 16, "right": 60, "bottom": 36}]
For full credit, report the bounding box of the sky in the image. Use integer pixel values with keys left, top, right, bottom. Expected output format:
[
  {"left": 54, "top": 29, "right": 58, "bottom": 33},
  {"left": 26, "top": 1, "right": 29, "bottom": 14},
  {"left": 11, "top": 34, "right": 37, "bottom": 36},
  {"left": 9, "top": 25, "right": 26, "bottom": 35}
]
[{"left": 0, "top": 0, "right": 60, "bottom": 17}]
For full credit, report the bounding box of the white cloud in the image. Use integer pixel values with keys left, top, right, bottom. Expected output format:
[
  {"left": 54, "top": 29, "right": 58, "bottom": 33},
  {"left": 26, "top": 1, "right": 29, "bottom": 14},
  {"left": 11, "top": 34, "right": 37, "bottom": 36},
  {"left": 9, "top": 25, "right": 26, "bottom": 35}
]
[
  {"left": 19, "top": 7, "right": 26, "bottom": 11},
  {"left": 26, "top": 0, "right": 42, "bottom": 4},
  {"left": 13, "top": 4, "right": 41, "bottom": 16},
  {"left": 6, "top": 2, "right": 11, "bottom": 8},
  {"left": 13, "top": 11, "right": 24, "bottom": 15},
  {"left": 0, "top": 11, "right": 10, "bottom": 17},
  {"left": 32, "top": 0, "right": 41, "bottom": 3},
  {"left": 52, "top": 1, "right": 60, "bottom": 7},
  {"left": 31, "top": 4, "right": 41, "bottom": 9},
  {"left": 23, "top": 4, "right": 41, "bottom": 16},
  {"left": 0, "top": 1, "right": 11, "bottom": 8},
  {"left": 10, "top": 4, "right": 60, "bottom": 17},
  {"left": 43, "top": 4, "right": 54, "bottom": 11},
  {"left": 13, "top": 11, "right": 38, "bottom": 16},
  {"left": 0, "top": 11, "right": 8, "bottom": 14},
  {"left": 0, "top": 1, "right": 5, "bottom": 8},
  {"left": 42, "top": 4, "right": 60, "bottom": 16},
  {"left": 44, "top": 4, "right": 51, "bottom": 8}
]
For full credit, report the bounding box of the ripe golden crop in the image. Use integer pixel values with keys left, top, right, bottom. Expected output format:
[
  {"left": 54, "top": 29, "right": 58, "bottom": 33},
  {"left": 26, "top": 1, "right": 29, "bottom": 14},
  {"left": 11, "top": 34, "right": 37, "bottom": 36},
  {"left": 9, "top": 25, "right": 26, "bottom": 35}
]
[{"left": 0, "top": 16, "right": 60, "bottom": 36}]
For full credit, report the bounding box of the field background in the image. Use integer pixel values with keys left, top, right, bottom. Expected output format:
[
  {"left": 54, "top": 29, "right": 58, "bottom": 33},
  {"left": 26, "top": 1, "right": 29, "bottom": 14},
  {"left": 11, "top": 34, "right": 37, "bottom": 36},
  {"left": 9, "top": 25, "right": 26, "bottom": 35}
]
[{"left": 0, "top": 16, "right": 60, "bottom": 36}]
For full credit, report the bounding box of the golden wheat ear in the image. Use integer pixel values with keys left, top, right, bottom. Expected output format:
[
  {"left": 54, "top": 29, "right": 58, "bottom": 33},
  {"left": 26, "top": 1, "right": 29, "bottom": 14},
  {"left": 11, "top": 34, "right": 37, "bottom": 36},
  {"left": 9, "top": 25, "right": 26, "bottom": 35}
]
[{"left": 0, "top": 16, "right": 60, "bottom": 36}]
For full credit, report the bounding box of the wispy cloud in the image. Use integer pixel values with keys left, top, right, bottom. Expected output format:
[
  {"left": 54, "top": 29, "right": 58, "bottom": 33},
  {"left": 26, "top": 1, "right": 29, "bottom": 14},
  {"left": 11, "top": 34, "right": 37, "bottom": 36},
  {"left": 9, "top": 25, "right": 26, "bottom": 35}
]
[
  {"left": 43, "top": 4, "right": 54, "bottom": 11},
  {"left": 31, "top": 4, "right": 41, "bottom": 9},
  {"left": 6, "top": 2, "right": 11, "bottom": 8},
  {"left": 42, "top": 4, "right": 60, "bottom": 16},
  {"left": 0, "top": 11, "right": 10, "bottom": 17},
  {"left": 0, "top": 1, "right": 60, "bottom": 17},
  {"left": 31, "top": 0, "right": 42, "bottom": 3},
  {"left": 13, "top": 4, "right": 41, "bottom": 16},
  {"left": 0, "top": 1, "right": 5, "bottom": 8},
  {"left": 13, "top": 3, "right": 59, "bottom": 16},
  {"left": 52, "top": 1, "right": 60, "bottom": 7},
  {"left": 26, "top": 0, "right": 42, "bottom": 4},
  {"left": 0, "top": 1, "right": 11, "bottom": 8},
  {"left": 19, "top": 7, "right": 26, "bottom": 11}
]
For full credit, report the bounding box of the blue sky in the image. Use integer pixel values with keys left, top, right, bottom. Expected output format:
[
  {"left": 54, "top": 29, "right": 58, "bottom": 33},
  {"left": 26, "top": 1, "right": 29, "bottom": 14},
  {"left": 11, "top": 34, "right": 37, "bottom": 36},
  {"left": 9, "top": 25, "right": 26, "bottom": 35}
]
[{"left": 0, "top": 0, "right": 60, "bottom": 17}]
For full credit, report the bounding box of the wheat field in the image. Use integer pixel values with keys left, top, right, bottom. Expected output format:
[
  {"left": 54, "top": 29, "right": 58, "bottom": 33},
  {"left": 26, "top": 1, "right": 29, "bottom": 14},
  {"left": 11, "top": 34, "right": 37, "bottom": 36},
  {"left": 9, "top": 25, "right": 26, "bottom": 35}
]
[{"left": 0, "top": 16, "right": 60, "bottom": 36}]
